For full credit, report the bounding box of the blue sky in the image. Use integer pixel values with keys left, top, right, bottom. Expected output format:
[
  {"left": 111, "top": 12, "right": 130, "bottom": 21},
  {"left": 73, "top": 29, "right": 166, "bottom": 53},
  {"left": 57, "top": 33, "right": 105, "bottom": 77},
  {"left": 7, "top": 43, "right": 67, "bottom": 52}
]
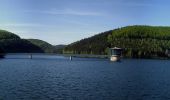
[{"left": 0, "top": 0, "right": 170, "bottom": 45}]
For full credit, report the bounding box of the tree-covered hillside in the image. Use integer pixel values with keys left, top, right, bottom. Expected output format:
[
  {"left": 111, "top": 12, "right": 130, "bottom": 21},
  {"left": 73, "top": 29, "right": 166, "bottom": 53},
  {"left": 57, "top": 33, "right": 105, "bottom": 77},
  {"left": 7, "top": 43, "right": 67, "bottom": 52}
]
[
  {"left": 64, "top": 30, "right": 112, "bottom": 54},
  {"left": 0, "top": 30, "right": 20, "bottom": 40},
  {"left": 0, "top": 30, "right": 56, "bottom": 53},
  {"left": 27, "top": 39, "right": 55, "bottom": 53},
  {"left": 0, "top": 30, "right": 44, "bottom": 53},
  {"left": 0, "top": 39, "right": 44, "bottom": 53},
  {"left": 64, "top": 25, "right": 170, "bottom": 58},
  {"left": 54, "top": 45, "right": 66, "bottom": 54}
]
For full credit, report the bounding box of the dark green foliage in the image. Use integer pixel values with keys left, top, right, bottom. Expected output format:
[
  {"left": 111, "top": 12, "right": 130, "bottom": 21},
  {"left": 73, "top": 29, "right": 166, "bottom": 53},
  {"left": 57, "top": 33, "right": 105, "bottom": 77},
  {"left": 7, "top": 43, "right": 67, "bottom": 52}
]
[
  {"left": 109, "top": 25, "right": 170, "bottom": 40},
  {"left": 64, "top": 25, "right": 170, "bottom": 58},
  {"left": 64, "top": 30, "right": 112, "bottom": 54},
  {"left": 0, "top": 39, "right": 44, "bottom": 53},
  {"left": 0, "top": 30, "right": 20, "bottom": 39},
  {"left": 109, "top": 25, "right": 170, "bottom": 58},
  {"left": 0, "top": 30, "right": 54, "bottom": 53},
  {"left": 27, "top": 39, "right": 55, "bottom": 53},
  {"left": 54, "top": 45, "right": 66, "bottom": 54}
]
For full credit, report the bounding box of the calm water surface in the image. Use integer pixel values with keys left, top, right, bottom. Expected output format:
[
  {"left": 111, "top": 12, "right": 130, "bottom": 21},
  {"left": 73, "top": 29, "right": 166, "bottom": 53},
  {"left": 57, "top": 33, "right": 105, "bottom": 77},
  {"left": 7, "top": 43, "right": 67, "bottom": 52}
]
[{"left": 0, "top": 55, "right": 170, "bottom": 100}]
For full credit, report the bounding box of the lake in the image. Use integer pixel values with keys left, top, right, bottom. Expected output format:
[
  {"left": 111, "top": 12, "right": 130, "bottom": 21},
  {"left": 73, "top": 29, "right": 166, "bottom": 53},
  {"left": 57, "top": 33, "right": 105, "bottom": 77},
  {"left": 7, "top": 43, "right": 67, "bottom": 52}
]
[{"left": 0, "top": 55, "right": 170, "bottom": 100}]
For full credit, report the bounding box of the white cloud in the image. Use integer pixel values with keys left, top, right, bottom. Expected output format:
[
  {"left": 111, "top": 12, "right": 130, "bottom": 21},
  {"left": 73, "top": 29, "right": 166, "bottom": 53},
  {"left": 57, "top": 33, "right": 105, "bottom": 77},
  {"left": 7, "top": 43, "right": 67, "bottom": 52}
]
[
  {"left": 122, "top": 2, "right": 153, "bottom": 7},
  {"left": 0, "top": 23, "right": 46, "bottom": 27},
  {"left": 25, "top": 9, "right": 102, "bottom": 16}
]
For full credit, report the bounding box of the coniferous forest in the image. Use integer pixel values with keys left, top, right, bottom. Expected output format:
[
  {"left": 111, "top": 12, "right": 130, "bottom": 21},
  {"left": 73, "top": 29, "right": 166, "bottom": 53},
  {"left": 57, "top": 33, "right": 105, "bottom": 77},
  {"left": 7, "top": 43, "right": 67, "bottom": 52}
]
[
  {"left": 64, "top": 25, "right": 170, "bottom": 58},
  {"left": 0, "top": 30, "right": 64, "bottom": 55},
  {"left": 2, "top": 25, "right": 170, "bottom": 58}
]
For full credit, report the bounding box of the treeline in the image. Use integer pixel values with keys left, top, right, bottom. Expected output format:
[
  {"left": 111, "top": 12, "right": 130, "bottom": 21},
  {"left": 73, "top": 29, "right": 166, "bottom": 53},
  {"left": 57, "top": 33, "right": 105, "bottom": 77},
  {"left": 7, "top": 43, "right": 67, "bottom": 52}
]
[
  {"left": 0, "top": 29, "right": 64, "bottom": 54},
  {"left": 64, "top": 30, "right": 112, "bottom": 54},
  {"left": 64, "top": 25, "right": 170, "bottom": 58},
  {"left": 0, "top": 39, "right": 44, "bottom": 53},
  {"left": 27, "top": 39, "right": 55, "bottom": 53}
]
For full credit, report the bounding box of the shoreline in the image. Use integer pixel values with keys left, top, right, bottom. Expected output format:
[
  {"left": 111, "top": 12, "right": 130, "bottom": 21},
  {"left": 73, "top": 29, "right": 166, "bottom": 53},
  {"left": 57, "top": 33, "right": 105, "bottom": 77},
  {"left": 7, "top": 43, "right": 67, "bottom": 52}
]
[{"left": 3, "top": 53, "right": 170, "bottom": 60}]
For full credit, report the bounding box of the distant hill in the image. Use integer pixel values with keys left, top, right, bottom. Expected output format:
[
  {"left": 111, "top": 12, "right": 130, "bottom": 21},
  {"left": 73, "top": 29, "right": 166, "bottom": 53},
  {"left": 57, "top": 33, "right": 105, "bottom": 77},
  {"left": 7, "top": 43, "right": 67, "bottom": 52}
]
[
  {"left": 27, "top": 39, "right": 55, "bottom": 53},
  {"left": 0, "top": 30, "right": 58, "bottom": 53},
  {"left": 0, "top": 30, "right": 44, "bottom": 53},
  {"left": 54, "top": 45, "right": 66, "bottom": 54},
  {"left": 64, "top": 25, "right": 170, "bottom": 58},
  {"left": 0, "top": 39, "right": 44, "bottom": 53},
  {"left": 0, "top": 30, "right": 20, "bottom": 39},
  {"left": 55, "top": 45, "right": 66, "bottom": 49},
  {"left": 64, "top": 30, "right": 112, "bottom": 54}
]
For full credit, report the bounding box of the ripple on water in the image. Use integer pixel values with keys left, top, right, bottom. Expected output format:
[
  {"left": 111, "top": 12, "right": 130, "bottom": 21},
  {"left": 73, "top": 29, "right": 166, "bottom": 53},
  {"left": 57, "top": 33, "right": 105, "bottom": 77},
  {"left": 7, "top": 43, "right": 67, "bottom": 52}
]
[{"left": 0, "top": 58, "right": 170, "bottom": 100}]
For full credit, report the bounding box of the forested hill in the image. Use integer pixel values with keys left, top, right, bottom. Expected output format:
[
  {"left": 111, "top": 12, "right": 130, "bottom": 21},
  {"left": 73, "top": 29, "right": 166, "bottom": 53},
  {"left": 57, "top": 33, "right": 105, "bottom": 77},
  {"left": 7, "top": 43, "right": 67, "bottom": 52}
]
[
  {"left": 0, "top": 30, "right": 59, "bottom": 53},
  {"left": 64, "top": 30, "right": 113, "bottom": 54},
  {"left": 0, "top": 30, "right": 20, "bottom": 40},
  {"left": 27, "top": 39, "right": 55, "bottom": 53},
  {"left": 64, "top": 25, "right": 170, "bottom": 58},
  {"left": 54, "top": 45, "right": 66, "bottom": 54}
]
